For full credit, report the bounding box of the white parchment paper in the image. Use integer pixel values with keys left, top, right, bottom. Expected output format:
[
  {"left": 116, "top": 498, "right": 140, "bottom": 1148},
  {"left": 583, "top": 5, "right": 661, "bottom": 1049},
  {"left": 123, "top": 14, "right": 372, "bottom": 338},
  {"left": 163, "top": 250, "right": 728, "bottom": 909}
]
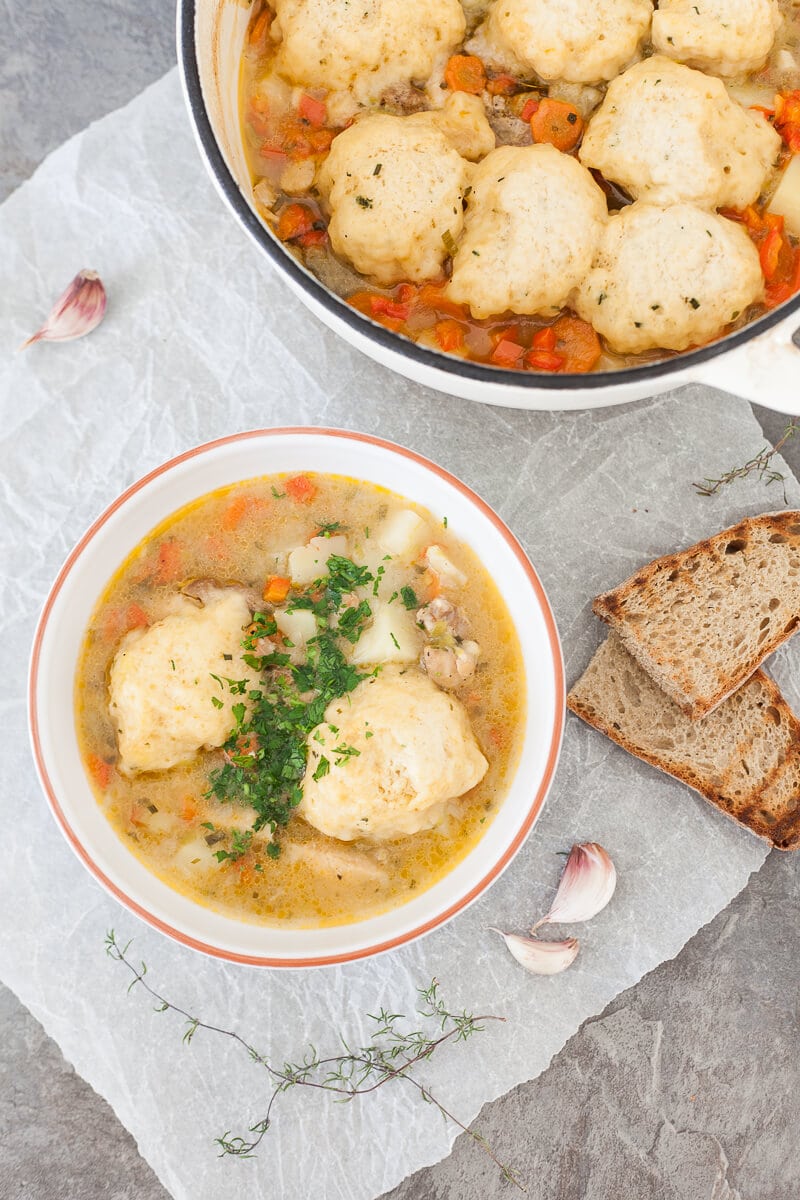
[{"left": 1, "top": 69, "right": 798, "bottom": 1200}]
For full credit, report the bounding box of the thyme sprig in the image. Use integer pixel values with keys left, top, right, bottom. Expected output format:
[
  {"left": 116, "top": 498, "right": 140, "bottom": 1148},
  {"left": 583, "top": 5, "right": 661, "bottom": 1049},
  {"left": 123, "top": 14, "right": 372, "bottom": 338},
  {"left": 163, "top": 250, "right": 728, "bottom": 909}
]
[
  {"left": 104, "top": 931, "right": 522, "bottom": 1189},
  {"left": 693, "top": 419, "right": 800, "bottom": 502}
]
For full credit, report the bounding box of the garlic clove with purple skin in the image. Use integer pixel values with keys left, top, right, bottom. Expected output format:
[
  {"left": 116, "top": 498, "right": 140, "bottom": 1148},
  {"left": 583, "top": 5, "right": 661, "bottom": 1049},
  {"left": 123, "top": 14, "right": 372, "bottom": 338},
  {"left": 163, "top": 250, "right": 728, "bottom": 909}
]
[
  {"left": 491, "top": 929, "right": 579, "bottom": 975},
  {"left": 20, "top": 269, "right": 107, "bottom": 349},
  {"left": 532, "top": 842, "right": 616, "bottom": 932}
]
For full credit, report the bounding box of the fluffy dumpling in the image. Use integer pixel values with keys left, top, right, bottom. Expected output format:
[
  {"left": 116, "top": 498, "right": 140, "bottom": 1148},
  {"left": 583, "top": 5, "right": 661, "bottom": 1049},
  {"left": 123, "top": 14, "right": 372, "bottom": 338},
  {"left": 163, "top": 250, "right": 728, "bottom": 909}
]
[
  {"left": 108, "top": 591, "right": 258, "bottom": 775},
  {"left": 472, "top": 0, "right": 653, "bottom": 83},
  {"left": 579, "top": 57, "right": 781, "bottom": 209},
  {"left": 272, "top": 0, "right": 466, "bottom": 103},
  {"left": 447, "top": 144, "right": 607, "bottom": 319},
  {"left": 574, "top": 203, "right": 763, "bottom": 354},
  {"left": 318, "top": 113, "right": 471, "bottom": 285},
  {"left": 652, "top": 0, "right": 782, "bottom": 77},
  {"left": 300, "top": 667, "right": 488, "bottom": 840}
]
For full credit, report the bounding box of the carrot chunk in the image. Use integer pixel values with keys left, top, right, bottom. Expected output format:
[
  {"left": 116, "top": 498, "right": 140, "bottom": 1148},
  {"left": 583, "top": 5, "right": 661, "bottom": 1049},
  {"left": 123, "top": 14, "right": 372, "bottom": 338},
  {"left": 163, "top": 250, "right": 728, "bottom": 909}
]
[
  {"left": 491, "top": 338, "right": 525, "bottom": 367},
  {"left": 298, "top": 93, "right": 327, "bottom": 129},
  {"left": 370, "top": 295, "right": 410, "bottom": 321},
  {"left": 530, "top": 99, "right": 584, "bottom": 152},
  {"left": 526, "top": 349, "right": 564, "bottom": 372},
  {"left": 520, "top": 97, "right": 540, "bottom": 122},
  {"left": 263, "top": 575, "right": 292, "bottom": 603},
  {"left": 434, "top": 319, "right": 466, "bottom": 352},
  {"left": 125, "top": 603, "right": 149, "bottom": 631},
  {"left": 487, "top": 73, "right": 519, "bottom": 97},
  {"left": 181, "top": 796, "right": 198, "bottom": 822},
  {"left": 551, "top": 315, "right": 602, "bottom": 373},
  {"left": 285, "top": 474, "right": 318, "bottom": 503},
  {"left": 87, "top": 753, "right": 113, "bottom": 790},
  {"left": 277, "top": 203, "right": 317, "bottom": 242},
  {"left": 531, "top": 326, "right": 557, "bottom": 352},
  {"left": 444, "top": 54, "right": 487, "bottom": 95},
  {"left": 222, "top": 494, "right": 252, "bottom": 530}
]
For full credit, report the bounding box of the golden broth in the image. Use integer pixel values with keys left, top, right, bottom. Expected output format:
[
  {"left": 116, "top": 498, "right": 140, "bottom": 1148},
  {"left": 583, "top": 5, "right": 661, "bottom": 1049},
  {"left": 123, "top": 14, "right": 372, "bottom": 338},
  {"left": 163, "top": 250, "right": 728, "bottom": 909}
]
[{"left": 76, "top": 473, "right": 525, "bottom": 928}]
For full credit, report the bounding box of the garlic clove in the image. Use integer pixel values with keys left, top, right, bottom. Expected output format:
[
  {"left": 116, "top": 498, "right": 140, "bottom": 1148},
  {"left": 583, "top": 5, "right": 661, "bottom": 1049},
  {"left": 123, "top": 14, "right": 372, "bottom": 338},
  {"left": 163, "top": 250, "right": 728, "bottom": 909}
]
[
  {"left": 21, "top": 269, "right": 107, "bottom": 349},
  {"left": 491, "top": 929, "right": 579, "bottom": 975},
  {"left": 533, "top": 842, "right": 616, "bottom": 931}
]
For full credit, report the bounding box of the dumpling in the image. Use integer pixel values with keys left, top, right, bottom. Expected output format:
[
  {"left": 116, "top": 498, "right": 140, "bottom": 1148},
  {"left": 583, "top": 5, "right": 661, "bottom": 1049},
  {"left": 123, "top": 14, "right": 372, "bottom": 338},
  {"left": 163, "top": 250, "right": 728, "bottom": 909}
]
[
  {"left": 579, "top": 57, "right": 781, "bottom": 209},
  {"left": 652, "top": 0, "right": 781, "bottom": 77},
  {"left": 471, "top": 0, "right": 653, "bottom": 84},
  {"left": 108, "top": 591, "right": 258, "bottom": 774},
  {"left": 447, "top": 144, "right": 607, "bottom": 319},
  {"left": 318, "top": 113, "right": 471, "bottom": 285},
  {"left": 272, "top": 0, "right": 466, "bottom": 103},
  {"left": 300, "top": 666, "right": 488, "bottom": 840},
  {"left": 574, "top": 202, "right": 763, "bottom": 354}
]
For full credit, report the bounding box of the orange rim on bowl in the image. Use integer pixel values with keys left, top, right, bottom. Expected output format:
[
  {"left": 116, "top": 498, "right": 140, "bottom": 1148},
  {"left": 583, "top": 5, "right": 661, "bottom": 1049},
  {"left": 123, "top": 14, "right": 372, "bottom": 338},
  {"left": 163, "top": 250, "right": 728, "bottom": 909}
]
[{"left": 28, "top": 428, "right": 565, "bottom": 967}]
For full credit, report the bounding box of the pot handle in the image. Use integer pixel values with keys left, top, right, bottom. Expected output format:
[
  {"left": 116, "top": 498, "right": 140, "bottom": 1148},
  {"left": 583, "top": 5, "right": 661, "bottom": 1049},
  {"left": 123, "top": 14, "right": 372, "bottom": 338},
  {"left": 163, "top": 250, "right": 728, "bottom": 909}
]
[{"left": 692, "top": 310, "right": 800, "bottom": 415}]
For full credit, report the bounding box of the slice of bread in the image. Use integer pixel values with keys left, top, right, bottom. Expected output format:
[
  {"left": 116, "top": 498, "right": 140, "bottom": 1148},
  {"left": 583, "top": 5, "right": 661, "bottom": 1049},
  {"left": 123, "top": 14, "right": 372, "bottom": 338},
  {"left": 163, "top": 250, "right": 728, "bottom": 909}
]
[
  {"left": 593, "top": 511, "right": 800, "bottom": 719},
  {"left": 567, "top": 632, "right": 800, "bottom": 849}
]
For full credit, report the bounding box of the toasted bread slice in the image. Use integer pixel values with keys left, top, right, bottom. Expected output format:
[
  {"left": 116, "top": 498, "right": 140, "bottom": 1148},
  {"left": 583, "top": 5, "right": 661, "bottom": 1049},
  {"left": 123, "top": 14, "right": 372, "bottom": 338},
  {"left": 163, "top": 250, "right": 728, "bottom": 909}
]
[
  {"left": 593, "top": 511, "right": 800, "bottom": 719},
  {"left": 567, "top": 633, "right": 800, "bottom": 849}
]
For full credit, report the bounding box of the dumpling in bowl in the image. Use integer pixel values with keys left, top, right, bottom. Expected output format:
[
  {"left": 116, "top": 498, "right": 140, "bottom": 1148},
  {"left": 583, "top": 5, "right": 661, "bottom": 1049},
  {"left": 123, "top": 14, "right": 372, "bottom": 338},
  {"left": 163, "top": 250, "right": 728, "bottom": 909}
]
[
  {"left": 652, "top": 0, "right": 782, "bottom": 77},
  {"left": 574, "top": 202, "right": 763, "bottom": 354},
  {"left": 447, "top": 144, "right": 607, "bottom": 319},
  {"left": 318, "top": 113, "right": 472, "bottom": 285},
  {"left": 272, "top": 0, "right": 466, "bottom": 103},
  {"left": 108, "top": 591, "right": 258, "bottom": 775},
  {"left": 579, "top": 57, "right": 781, "bottom": 209},
  {"left": 300, "top": 667, "right": 488, "bottom": 840},
  {"left": 471, "top": 0, "right": 653, "bottom": 83}
]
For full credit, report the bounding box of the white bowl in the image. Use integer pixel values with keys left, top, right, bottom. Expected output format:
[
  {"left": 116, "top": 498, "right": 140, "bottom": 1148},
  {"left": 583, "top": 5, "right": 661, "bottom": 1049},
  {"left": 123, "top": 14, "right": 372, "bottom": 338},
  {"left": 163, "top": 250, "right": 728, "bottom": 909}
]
[{"left": 29, "top": 428, "right": 564, "bottom": 967}]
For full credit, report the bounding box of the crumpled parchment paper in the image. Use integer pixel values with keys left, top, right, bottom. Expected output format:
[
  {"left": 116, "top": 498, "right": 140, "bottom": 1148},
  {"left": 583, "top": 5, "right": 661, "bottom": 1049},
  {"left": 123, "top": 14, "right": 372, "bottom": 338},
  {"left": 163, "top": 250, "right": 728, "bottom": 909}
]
[{"left": 1, "top": 68, "right": 798, "bottom": 1200}]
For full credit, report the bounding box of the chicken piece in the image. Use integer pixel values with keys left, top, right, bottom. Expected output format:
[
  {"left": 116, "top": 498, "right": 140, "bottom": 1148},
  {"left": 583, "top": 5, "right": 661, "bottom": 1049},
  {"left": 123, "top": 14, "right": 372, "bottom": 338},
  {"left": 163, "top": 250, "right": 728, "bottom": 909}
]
[
  {"left": 417, "top": 597, "right": 480, "bottom": 689},
  {"left": 272, "top": 0, "right": 466, "bottom": 104},
  {"left": 447, "top": 144, "right": 607, "bottom": 319},
  {"left": 281, "top": 839, "right": 389, "bottom": 886},
  {"left": 108, "top": 592, "right": 259, "bottom": 775},
  {"left": 318, "top": 113, "right": 471, "bottom": 285},
  {"left": 652, "top": 0, "right": 781, "bottom": 77},
  {"left": 419, "top": 92, "right": 496, "bottom": 161},
  {"left": 579, "top": 57, "right": 781, "bottom": 209},
  {"left": 416, "top": 596, "right": 472, "bottom": 641},
  {"left": 574, "top": 202, "right": 763, "bottom": 354},
  {"left": 471, "top": 0, "right": 653, "bottom": 84},
  {"left": 300, "top": 666, "right": 488, "bottom": 840}
]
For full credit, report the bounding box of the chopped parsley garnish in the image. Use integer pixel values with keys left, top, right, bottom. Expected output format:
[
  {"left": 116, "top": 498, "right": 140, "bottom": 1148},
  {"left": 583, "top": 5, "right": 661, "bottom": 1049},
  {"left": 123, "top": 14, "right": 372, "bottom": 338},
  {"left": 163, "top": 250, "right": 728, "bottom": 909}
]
[
  {"left": 356, "top": 195, "right": 373, "bottom": 208},
  {"left": 271, "top": 485, "right": 286, "bottom": 499},
  {"left": 400, "top": 585, "right": 419, "bottom": 610}
]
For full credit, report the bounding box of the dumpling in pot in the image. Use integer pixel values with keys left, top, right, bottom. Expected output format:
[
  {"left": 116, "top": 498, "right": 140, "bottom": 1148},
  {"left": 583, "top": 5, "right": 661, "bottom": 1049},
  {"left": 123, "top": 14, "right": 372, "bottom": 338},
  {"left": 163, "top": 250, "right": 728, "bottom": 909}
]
[
  {"left": 574, "top": 202, "right": 763, "bottom": 354},
  {"left": 108, "top": 591, "right": 258, "bottom": 774},
  {"left": 300, "top": 667, "right": 488, "bottom": 840},
  {"left": 579, "top": 57, "right": 781, "bottom": 209},
  {"left": 471, "top": 0, "right": 653, "bottom": 83},
  {"left": 652, "top": 0, "right": 781, "bottom": 77},
  {"left": 318, "top": 113, "right": 472, "bottom": 285},
  {"left": 272, "top": 0, "right": 466, "bottom": 103},
  {"left": 447, "top": 144, "right": 607, "bottom": 319}
]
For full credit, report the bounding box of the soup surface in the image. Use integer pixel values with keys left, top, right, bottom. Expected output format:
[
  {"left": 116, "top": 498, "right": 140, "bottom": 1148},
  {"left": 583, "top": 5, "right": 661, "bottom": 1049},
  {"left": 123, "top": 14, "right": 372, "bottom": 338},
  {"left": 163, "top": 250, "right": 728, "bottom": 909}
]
[
  {"left": 239, "top": 0, "right": 800, "bottom": 375},
  {"left": 76, "top": 474, "right": 525, "bottom": 927}
]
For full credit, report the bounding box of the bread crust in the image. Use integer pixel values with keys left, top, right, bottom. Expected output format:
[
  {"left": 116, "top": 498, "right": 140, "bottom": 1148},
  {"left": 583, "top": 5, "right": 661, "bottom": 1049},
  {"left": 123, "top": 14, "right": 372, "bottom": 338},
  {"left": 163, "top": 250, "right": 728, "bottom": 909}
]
[{"left": 593, "top": 510, "right": 800, "bottom": 719}]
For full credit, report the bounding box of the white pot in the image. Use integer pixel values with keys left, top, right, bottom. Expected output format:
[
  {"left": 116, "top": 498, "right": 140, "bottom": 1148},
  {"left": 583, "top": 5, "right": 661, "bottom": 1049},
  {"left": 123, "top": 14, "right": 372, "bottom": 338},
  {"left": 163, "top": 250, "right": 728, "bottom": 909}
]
[{"left": 177, "top": 0, "right": 800, "bottom": 414}]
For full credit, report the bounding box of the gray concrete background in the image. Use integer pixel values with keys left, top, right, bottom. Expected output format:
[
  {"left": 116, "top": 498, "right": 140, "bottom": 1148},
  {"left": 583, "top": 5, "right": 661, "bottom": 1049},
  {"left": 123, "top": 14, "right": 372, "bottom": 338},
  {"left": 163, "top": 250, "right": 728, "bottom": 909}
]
[{"left": 1, "top": 5, "right": 798, "bottom": 1198}]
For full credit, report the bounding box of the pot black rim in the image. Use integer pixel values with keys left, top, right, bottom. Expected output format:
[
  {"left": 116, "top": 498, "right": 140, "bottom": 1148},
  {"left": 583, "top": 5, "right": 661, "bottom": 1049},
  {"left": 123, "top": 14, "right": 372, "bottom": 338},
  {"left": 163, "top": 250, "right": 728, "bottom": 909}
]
[{"left": 177, "top": 0, "right": 800, "bottom": 393}]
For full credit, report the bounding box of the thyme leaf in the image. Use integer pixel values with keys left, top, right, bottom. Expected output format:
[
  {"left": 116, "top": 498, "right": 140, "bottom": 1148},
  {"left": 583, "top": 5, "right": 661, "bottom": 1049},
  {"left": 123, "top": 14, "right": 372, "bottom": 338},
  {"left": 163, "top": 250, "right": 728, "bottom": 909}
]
[{"left": 693, "top": 419, "right": 800, "bottom": 502}]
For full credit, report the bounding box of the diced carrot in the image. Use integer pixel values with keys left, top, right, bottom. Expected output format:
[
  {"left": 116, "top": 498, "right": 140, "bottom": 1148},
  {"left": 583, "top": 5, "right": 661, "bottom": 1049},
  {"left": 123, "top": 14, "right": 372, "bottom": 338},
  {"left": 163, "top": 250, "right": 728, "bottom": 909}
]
[
  {"left": 259, "top": 144, "right": 288, "bottom": 166},
  {"left": 263, "top": 575, "right": 292, "bottom": 604},
  {"left": 530, "top": 99, "right": 584, "bottom": 152},
  {"left": 397, "top": 282, "right": 417, "bottom": 304},
  {"left": 306, "top": 128, "right": 335, "bottom": 154},
  {"left": 435, "top": 319, "right": 465, "bottom": 352},
  {"left": 285, "top": 474, "right": 318, "bottom": 503},
  {"left": 298, "top": 93, "right": 327, "bottom": 129},
  {"left": 204, "top": 534, "right": 229, "bottom": 561},
  {"left": 248, "top": 8, "right": 271, "bottom": 46},
  {"left": 416, "top": 283, "right": 469, "bottom": 320},
  {"left": 520, "top": 97, "right": 540, "bottom": 122},
  {"left": 235, "top": 733, "right": 260, "bottom": 757},
  {"left": 298, "top": 229, "right": 327, "bottom": 249},
  {"left": 222, "top": 494, "right": 252, "bottom": 530},
  {"left": 760, "top": 227, "right": 784, "bottom": 279},
  {"left": 487, "top": 73, "right": 518, "bottom": 97},
  {"left": 491, "top": 339, "right": 525, "bottom": 367},
  {"left": 526, "top": 349, "right": 564, "bottom": 372},
  {"left": 424, "top": 569, "right": 442, "bottom": 600},
  {"left": 277, "top": 203, "right": 317, "bottom": 242},
  {"left": 125, "top": 603, "right": 149, "bottom": 631},
  {"left": 181, "top": 796, "right": 198, "bottom": 822},
  {"left": 444, "top": 54, "right": 487, "bottom": 96},
  {"left": 531, "top": 326, "right": 557, "bottom": 352},
  {"left": 155, "top": 540, "right": 182, "bottom": 583},
  {"left": 765, "top": 281, "right": 793, "bottom": 308},
  {"left": 87, "top": 753, "right": 113, "bottom": 790},
  {"left": 488, "top": 725, "right": 507, "bottom": 747},
  {"left": 550, "top": 315, "right": 602, "bottom": 373},
  {"left": 371, "top": 295, "right": 410, "bottom": 321},
  {"left": 775, "top": 90, "right": 800, "bottom": 150}
]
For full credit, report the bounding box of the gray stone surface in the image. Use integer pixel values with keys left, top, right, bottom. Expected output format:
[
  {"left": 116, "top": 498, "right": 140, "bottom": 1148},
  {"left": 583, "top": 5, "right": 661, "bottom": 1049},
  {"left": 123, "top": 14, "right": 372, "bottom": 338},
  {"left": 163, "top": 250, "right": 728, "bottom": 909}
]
[{"left": 2, "top": 4, "right": 799, "bottom": 1199}]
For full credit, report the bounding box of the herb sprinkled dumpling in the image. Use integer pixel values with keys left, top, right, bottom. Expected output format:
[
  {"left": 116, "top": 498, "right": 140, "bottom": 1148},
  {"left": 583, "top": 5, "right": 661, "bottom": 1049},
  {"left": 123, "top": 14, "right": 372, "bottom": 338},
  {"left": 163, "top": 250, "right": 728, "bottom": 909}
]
[
  {"left": 471, "top": 0, "right": 653, "bottom": 83},
  {"left": 574, "top": 202, "right": 763, "bottom": 354},
  {"left": 272, "top": 0, "right": 466, "bottom": 103},
  {"left": 299, "top": 667, "right": 488, "bottom": 841},
  {"left": 652, "top": 0, "right": 781, "bottom": 77},
  {"left": 108, "top": 591, "right": 259, "bottom": 775},
  {"left": 579, "top": 57, "right": 781, "bottom": 209},
  {"left": 447, "top": 144, "right": 608, "bottom": 319},
  {"left": 318, "top": 113, "right": 474, "bottom": 286}
]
